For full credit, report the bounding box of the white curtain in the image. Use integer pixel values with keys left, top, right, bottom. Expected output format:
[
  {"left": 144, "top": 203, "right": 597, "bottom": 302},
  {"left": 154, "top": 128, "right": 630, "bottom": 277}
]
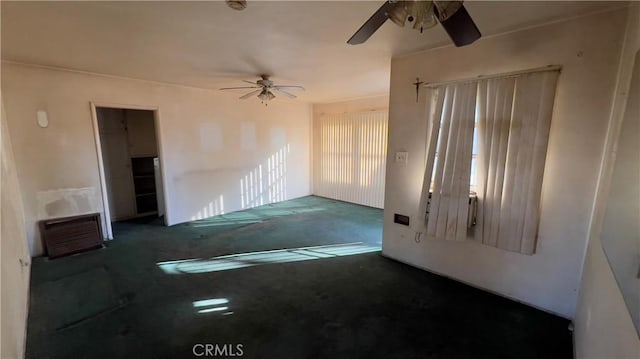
[
  {"left": 418, "top": 82, "right": 478, "bottom": 241},
  {"left": 314, "top": 111, "right": 388, "bottom": 208},
  {"left": 476, "top": 71, "right": 559, "bottom": 254},
  {"left": 417, "top": 69, "right": 559, "bottom": 254}
]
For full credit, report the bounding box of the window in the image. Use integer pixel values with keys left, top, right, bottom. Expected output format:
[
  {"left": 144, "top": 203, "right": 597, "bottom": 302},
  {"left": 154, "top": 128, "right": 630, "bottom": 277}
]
[
  {"left": 430, "top": 114, "right": 479, "bottom": 194},
  {"left": 418, "top": 68, "right": 560, "bottom": 254},
  {"left": 315, "top": 111, "right": 388, "bottom": 208}
]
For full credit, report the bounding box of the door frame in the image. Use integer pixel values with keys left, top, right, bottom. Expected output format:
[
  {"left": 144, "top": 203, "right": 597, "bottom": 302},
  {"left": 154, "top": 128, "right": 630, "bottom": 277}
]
[{"left": 90, "top": 102, "right": 169, "bottom": 239}]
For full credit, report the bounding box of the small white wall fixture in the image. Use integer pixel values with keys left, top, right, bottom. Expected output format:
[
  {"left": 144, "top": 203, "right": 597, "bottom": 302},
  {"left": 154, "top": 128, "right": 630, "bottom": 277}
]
[{"left": 36, "top": 110, "right": 48, "bottom": 128}]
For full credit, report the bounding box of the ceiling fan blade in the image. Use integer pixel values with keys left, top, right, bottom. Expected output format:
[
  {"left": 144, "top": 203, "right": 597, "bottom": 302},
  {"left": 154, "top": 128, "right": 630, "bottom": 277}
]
[
  {"left": 239, "top": 89, "right": 262, "bottom": 99},
  {"left": 274, "top": 88, "right": 297, "bottom": 99},
  {"left": 274, "top": 85, "right": 305, "bottom": 91},
  {"left": 347, "top": 1, "right": 398, "bottom": 45},
  {"left": 242, "top": 80, "right": 258, "bottom": 85},
  {"left": 436, "top": 4, "right": 481, "bottom": 47},
  {"left": 220, "top": 86, "right": 261, "bottom": 90}
]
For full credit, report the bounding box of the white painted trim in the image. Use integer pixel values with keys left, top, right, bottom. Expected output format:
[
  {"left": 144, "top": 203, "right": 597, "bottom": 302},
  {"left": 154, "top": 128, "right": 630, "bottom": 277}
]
[
  {"left": 2, "top": 60, "right": 218, "bottom": 95},
  {"left": 91, "top": 101, "right": 159, "bottom": 112},
  {"left": 2, "top": 61, "right": 314, "bottom": 105},
  {"left": 90, "top": 102, "right": 113, "bottom": 239},
  {"left": 580, "top": 3, "right": 640, "bottom": 331},
  {"left": 90, "top": 102, "right": 170, "bottom": 239},
  {"left": 151, "top": 108, "right": 171, "bottom": 225},
  {"left": 585, "top": 5, "right": 640, "bottom": 266}
]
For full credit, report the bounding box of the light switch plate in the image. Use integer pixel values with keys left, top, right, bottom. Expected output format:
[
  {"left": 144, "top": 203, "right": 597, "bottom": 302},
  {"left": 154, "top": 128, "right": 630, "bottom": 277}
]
[{"left": 395, "top": 151, "right": 408, "bottom": 164}]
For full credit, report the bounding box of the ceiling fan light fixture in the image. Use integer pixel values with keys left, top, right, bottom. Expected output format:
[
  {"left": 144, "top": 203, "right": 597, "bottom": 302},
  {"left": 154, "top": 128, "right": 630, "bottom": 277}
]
[
  {"left": 386, "top": 1, "right": 413, "bottom": 27},
  {"left": 258, "top": 89, "right": 275, "bottom": 102},
  {"left": 258, "top": 89, "right": 269, "bottom": 101},
  {"left": 347, "top": 0, "right": 480, "bottom": 47},
  {"left": 225, "top": 0, "right": 247, "bottom": 11},
  {"left": 412, "top": 1, "right": 437, "bottom": 32}
]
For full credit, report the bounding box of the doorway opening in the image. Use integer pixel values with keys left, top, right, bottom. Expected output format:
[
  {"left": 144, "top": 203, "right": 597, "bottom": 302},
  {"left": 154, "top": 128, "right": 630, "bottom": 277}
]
[{"left": 92, "top": 105, "right": 166, "bottom": 239}]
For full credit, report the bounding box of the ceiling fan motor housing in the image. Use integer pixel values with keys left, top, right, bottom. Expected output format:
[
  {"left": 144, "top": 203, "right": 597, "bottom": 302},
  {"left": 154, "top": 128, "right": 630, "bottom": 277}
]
[
  {"left": 257, "top": 78, "right": 273, "bottom": 87},
  {"left": 347, "top": 0, "right": 480, "bottom": 47}
]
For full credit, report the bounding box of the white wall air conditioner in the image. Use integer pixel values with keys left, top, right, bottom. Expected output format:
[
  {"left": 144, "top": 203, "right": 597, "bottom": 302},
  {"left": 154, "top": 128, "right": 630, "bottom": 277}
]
[{"left": 425, "top": 192, "right": 478, "bottom": 228}]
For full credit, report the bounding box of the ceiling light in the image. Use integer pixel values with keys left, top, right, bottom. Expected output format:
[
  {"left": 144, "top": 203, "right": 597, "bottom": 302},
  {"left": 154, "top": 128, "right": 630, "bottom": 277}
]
[
  {"left": 386, "top": 1, "right": 442, "bottom": 31},
  {"left": 386, "top": 1, "right": 413, "bottom": 27},
  {"left": 258, "top": 89, "right": 275, "bottom": 102},
  {"left": 411, "top": 1, "right": 438, "bottom": 32},
  {"left": 226, "top": 0, "right": 247, "bottom": 11}
]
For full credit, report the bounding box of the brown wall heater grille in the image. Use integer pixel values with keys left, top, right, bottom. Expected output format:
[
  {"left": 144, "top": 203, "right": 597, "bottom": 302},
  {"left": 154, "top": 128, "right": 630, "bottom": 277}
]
[{"left": 40, "top": 213, "right": 103, "bottom": 258}]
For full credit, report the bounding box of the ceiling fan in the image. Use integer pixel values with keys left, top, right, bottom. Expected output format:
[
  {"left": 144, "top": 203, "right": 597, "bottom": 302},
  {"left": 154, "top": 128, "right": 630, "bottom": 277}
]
[
  {"left": 220, "top": 75, "right": 305, "bottom": 104},
  {"left": 348, "top": 0, "right": 481, "bottom": 47}
]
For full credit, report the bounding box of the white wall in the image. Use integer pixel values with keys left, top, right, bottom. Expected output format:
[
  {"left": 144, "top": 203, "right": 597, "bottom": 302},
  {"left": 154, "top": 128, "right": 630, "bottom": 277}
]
[
  {"left": 574, "top": 242, "right": 640, "bottom": 358},
  {"left": 383, "top": 8, "right": 628, "bottom": 318},
  {"left": 1, "top": 96, "right": 31, "bottom": 359},
  {"left": 313, "top": 95, "right": 389, "bottom": 117},
  {"left": 2, "top": 63, "right": 312, "bottom": 256},
  {"left": 573, "top": 4, "right": 640, "bottom": 358}
]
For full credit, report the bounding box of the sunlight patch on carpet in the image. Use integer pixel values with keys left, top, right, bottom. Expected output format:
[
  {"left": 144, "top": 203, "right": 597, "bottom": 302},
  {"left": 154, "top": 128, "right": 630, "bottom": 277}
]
[{"left": 157, "top": 242, "right": 381, "bottom": 274}]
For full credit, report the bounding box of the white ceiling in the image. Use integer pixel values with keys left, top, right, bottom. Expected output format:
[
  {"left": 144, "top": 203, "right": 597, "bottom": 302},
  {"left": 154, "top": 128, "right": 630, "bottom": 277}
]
[{"left": 1, "top": 1, "right": 624, "bottom": 103}]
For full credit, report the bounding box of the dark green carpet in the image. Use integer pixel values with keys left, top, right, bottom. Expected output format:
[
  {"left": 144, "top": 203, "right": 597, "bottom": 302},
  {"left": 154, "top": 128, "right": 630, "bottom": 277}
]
[
  {"left": 28, "top": 266, "right": 122, "bottom": 332},
  {"left": 26, "top": 196, "right": 572, "bottom": 358}
]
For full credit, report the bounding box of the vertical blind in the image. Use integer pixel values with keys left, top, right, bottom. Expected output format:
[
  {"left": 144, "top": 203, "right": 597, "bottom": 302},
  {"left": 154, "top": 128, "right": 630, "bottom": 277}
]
[
  {"left": 314, "top": 111, "right": 388, "bottom": 208},
  {"left": 476, "top": 71, "right": 559, "bottom": 254},
  {"left": 420, "top": 82, "right": 478, "bottom": 241},
  {"left": 418, "top": 69, "right": 559, "bottom": 254}
]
